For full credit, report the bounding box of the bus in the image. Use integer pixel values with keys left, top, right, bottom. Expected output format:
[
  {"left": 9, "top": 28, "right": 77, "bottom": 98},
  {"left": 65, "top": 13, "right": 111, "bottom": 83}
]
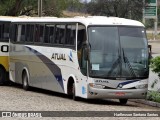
[
  {"left": 0, "top": 17, "right": 12, "bottom": 85},
  {"left": 9, "top": 16, "right": 149, "bottom": 104}
]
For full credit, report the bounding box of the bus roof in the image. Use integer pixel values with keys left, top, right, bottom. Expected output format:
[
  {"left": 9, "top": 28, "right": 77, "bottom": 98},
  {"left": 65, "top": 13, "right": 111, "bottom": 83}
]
[{"left": 0, "top": 16, "right": 144, "bottom": 27}]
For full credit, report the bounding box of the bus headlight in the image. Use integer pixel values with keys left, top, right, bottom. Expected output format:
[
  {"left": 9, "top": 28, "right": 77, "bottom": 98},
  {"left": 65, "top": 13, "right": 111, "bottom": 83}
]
[
  {"left": 135, "top": 84, "right": 148, "bottom": 89},
  {"left": 89, "top": 83, "right": 105, "bottom": 89}
]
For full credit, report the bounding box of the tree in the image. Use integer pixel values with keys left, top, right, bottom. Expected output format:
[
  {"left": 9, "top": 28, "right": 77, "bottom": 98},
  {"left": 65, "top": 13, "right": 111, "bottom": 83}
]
[
  {"left": 66, "top": 0, "right": 84, "bottom": 12},
  {"left": 86, "top": 0, "right": 144, "bottom": 20},
  {"left": 0, "top": 0, "right": 69, "bottom": 17},
  {"left": 0, "top": 0, "right": 37, "bottom": 16}
]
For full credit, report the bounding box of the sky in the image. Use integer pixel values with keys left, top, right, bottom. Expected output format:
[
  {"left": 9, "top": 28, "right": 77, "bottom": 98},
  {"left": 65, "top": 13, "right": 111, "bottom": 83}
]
[{"left": 80, "top": 0, "right": 91, "bottom": 3}]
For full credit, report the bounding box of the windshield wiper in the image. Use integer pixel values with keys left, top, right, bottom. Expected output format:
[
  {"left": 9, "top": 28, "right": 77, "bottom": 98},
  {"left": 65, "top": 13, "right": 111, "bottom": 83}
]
[
  {"left": 107, "top": 50, "right": 122, "bottom": 77},
  {"left": 122, "top": 48, "right": 136, "bottom": 77}
]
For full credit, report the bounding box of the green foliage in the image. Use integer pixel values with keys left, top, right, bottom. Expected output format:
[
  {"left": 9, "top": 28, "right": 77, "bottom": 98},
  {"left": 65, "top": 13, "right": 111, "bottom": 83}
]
[
  {"left": 147, "top": 91, "right": 160, "bottom": 103},
  {"left": 150, "top": 56, "right": 160, "bottom": 78},
  {"left": 66, "top": 0, "right": 83, "bottom": 12},
  {"left": 0, "top": 0, "right": 37, "bottom": 16},
  {"left": 144, "top": 19, "right": 154, "bottom": 29},
  {"left": 86, "top": 0, "right": 143, "bottom": 20},
  {"left": 0, "top": 0, "right": 71, "bottom": 17}
]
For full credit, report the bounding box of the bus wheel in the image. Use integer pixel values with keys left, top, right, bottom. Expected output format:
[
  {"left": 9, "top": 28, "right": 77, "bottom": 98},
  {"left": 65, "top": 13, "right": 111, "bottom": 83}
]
[
  {"left": 119, "top": 99, "right": 128, "bottom": 105},
  {"left": 0, "top": 67, "right": 5, "bottom": 85},
  {"left": 22, "top": 72, "right": 29, "bottom": 91},
  {"left": 72, "top": 83, "right": 78, "bottom": 101}
]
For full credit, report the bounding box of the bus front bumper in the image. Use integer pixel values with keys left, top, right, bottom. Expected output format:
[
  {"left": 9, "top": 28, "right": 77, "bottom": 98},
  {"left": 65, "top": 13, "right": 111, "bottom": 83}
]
[{"left": 87, "top": 87, "right": 147, "bottom": 99}]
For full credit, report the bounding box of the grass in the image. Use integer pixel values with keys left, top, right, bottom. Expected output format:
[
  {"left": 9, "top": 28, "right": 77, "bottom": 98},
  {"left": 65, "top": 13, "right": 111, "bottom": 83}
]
[
  {"left": 147, "top": 33, "right": 160, "bottom": 40},
  {"left": 147, "top": 91, "right": 160, "bottom": 103}
]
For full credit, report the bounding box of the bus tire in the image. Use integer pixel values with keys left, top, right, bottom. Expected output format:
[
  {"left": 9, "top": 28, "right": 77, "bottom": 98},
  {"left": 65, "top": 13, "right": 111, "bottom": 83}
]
[
  {"left": 22, "top": 72, "right": 29, "bottom": 91},
  {"left": 0, "top": 67, "right": 6, "bottom": 85},
  {"left": 72, "top": 83, "right": 78, "bottom": 101},
  {"left": 119, "top": 99, "right": 128, "bottom": 105}
]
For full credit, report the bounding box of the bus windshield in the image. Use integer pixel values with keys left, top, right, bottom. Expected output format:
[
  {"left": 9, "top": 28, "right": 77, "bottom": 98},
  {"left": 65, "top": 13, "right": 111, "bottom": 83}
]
[{"left": 88, "top": 26, "right": 149, "bottom": 80}]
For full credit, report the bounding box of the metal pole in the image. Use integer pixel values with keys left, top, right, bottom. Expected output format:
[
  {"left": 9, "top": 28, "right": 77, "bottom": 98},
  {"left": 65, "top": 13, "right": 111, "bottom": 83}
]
[
  {"left": 154, "top": 0, "right": 158, "bottom": 40},
  {"left": 38, "top": 0, "right": 42, "bottom": 17}
]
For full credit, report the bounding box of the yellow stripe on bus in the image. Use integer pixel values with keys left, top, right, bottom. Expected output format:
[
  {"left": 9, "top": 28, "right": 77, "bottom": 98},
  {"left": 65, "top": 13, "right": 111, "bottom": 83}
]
[{"left": 0, "top": 56, "right": 9, "bottom": 72}]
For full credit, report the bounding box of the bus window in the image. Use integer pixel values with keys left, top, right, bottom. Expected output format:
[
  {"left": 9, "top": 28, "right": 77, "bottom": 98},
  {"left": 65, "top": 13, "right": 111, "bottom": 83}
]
[
  {"left": 55, "top": 25, "right": 65, "bottom": 44},
  {"left": 35, "top": 24, "right": 44, "bottom": 43},
  {"left": 44, "top": 25, "right": 50, "bottom": 43},
  {"left": 66, "top": 25, "right": 76, "bottom": 45},
  {"left": 35, "top": 25, "right": 40, "bottom": 42},
  {"left": 16, "top": 24, "right": 25, "bottom": 42},
  {"left": 0, "top": 23, "right": 10, "bottom": 42},
  {"left": 0, "top": 24, "right": 2, "bottom": 40},
  {"left": 40, "top": 25, "right": 44, "bottom": 42},
  {"left": 44, "top": 24, "right": 55, "bottom": 44},
  {"left": 26, "top": 24, "right": 34, "bottom": 42}
]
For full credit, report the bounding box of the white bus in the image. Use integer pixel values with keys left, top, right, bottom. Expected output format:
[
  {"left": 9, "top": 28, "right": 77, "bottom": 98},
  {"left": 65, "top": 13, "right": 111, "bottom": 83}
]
[
  {"left": 0, "top": 17, "right": 12, "bottom": 84},
  {"left": 9, "top": 16, "right": 149, "bottom": 104}
]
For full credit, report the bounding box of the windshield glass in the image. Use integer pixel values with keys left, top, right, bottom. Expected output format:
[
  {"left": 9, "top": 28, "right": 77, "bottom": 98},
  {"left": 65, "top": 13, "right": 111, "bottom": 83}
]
[{"left": 88, "top": 26, "right": 148, "bottom": 79}]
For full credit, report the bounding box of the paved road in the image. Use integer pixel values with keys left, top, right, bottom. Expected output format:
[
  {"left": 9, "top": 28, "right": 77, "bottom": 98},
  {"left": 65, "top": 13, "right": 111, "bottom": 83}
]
[{"left": 0, "top": 85, "right": 160, "bottom": 120}]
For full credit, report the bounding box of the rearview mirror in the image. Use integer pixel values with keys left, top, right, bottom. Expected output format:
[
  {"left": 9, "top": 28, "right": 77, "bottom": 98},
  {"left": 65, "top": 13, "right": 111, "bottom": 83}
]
[{"left": 148, "top": 45, "right": 152, "bottom": 59}]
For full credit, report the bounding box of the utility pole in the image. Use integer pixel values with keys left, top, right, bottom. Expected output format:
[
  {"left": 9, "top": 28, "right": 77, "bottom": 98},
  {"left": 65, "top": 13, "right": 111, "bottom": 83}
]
[
  {"left": 38, "top": 0, "right": 42, "bottom": 17},
  {"left": 154, "top": 0, "right": 158, "bottom": 36}
]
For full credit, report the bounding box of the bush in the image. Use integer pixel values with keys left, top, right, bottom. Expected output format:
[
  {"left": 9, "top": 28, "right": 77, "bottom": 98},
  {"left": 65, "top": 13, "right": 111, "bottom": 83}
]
[
  {"left": 150, "top": 56, "right": 160, "bottom": 78},
  {"left": 147, "top": 91, "right": 160, "bottom": 103}
]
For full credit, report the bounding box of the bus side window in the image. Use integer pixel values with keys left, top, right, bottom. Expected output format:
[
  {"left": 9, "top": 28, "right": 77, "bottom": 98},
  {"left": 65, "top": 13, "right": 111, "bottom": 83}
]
[
  {"left": 0, "top": 23, "right": 10, "bottom": 41},
  {"left": 3, "top": 24, "right": 9, "bottom": 40},
  {"left": 55, "top": 25, "right": 65, "bottom": 45},
  {"left": 16, "top": 24, "right": 25, "bottom": 42},
  {"left": 35, "top": 25, "right": 40, "bottom": 42},
  {"left": 44, "top": 24, "right": 55, "bottom": 44},
  {"left": 0, "top": 24, "right": 2, "bottom": 41},
  {"left": 26, "top": 24, "right": 34, "bottom": 43},
  {"left": 55, "top": 25, "right": 60, "bottom": 44},
  {"left": 49, "top": 25, "right": 55, "bottom": 44},
  {"left": 59, "top": 25, "right": 65, "bottom": 44},
  {"left": 40, "top": 25, "right": 44, "bottom": 42},
  {"left": 66, "top": 25, "right": 76, "bottom": 45},
  {"left": 34, "top": 24, "right": 44, "bottom": 43},
  {"left": 44, "top": 25, "right": 50, "bottom": 43}
]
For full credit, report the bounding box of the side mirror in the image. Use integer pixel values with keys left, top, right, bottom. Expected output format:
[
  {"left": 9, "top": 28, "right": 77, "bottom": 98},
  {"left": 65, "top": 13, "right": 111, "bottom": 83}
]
[{"left": 148, "top": 45, "right": 152, "bottom": 59}]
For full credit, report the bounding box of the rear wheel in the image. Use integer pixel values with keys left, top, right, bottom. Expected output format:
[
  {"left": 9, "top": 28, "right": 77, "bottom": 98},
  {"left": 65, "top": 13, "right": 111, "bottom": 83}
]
[
  {"left": 0, "top": 67, "right": 6, "bottom": 85},
  {"left": 22, "top": 72, "right": 29, "bottom": 90},
  {"left": 119, "top": 99, "right": 128, "bottom": 105}
]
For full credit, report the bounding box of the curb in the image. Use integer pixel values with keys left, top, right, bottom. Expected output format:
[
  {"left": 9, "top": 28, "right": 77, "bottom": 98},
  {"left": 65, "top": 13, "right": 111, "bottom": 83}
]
[
  {"left": 130, "top": 99, "right": 160, "bottom": 108},
  {"left": 148, "top": 40, "right": 160, "bottom": 43}
]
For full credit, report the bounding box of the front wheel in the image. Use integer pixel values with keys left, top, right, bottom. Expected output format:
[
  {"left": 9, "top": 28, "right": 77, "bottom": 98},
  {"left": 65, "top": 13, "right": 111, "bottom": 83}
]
[
  {"left": 22, "top": 72, "right": 29, "bottom": 91},
  {"left": 0, "top": 67, "right": 6, "bottom": 85},
  {"left": 119, "top": 99, "right": 128, "bottom": 105},
  {"left": 72, "top": 83, "right": 78, "bottom": 101}
]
